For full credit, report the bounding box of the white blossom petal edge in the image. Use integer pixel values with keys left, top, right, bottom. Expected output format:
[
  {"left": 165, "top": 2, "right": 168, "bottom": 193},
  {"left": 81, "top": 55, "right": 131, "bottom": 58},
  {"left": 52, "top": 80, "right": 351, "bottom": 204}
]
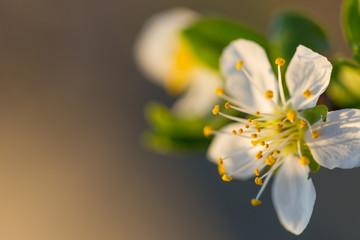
[{"left": 205, "top": 39, "right": 360, "bottom": 235}]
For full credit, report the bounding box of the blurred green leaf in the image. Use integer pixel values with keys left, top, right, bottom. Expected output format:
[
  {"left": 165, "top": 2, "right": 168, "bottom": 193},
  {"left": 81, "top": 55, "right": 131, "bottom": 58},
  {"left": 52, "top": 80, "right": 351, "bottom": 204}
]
[
  {"left": 327, "top": 58, "right": 360, "bottom": 108},
  {"left": 268, "top": 12, "right": 330, "bottom": 66},
  {"left": 354, "top": 43, "right": 360, "bottom": 63},
  {"left": 300, "top": 105, "right": 328, "bottom": 125},
  {"left": 182, "top": 18, "right": 267, "bottom": 70},
  {"left": 142, "top": 102, "right": 231, "bottom": 154},
  {"left": 342, "top": 0, "right": 360, "bottom": 54}
]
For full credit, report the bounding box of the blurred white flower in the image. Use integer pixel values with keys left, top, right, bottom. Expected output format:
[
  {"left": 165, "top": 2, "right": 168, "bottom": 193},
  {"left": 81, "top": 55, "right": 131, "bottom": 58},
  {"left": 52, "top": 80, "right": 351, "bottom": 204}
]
[
  {"left": 134, "top": 8, "right": 222, "bottom": 118},
  {"left": 206, "top": 39, "right": 360, "bottom": 235}
]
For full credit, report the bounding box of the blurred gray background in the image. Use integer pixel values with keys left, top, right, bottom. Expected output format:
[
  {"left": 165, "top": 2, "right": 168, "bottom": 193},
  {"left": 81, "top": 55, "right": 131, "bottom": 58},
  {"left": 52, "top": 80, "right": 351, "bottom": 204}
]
[{"left": 0, "top": 0, "right": 358, "bottom": 239}]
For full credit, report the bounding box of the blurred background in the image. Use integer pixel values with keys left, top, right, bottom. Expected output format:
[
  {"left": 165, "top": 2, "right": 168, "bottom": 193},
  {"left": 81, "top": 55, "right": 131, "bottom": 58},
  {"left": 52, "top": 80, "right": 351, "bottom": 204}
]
[{"left": 0, "top": 0, "right": 358, "bottom": 239}]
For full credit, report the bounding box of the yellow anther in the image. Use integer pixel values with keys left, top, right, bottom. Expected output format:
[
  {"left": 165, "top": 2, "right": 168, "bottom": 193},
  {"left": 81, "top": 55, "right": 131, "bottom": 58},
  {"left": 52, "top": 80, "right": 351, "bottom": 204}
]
[
  {"left": 286, "top": 110, "right": 297, "bottom": 122},
  {"left": 300, "top": 120, "right": 308, "bottom": 127},
  {"left": 251, "top": 199, "right": 262, "bottom": 206},
  {"left": 253, "top": 120, "right": 259, "bottom": 126},
  {"left": 215, "top": 88, "right": 225, "bottom": 95},
  {"left": 256, "top": 151, "right": 263, "bottom": 160},
  {"left": 254, "top": 168, "right": 260, "bottom": 176},
  {"left": 273, "top": 150, "right": 280, "bottom": 155},
  {"left": 225, "top": 102, "right": 230, "bottom": 109},
  {"left": 203, "top": 126, "right": 214, "bottom": 137},
  {"left": 303, "top": 89, "right": 311, "bottom": 98},
  {"left": 218, "top": 157, "right": 223, "bottom": 165},
  {"left": 212, "top": 105, "right": 220, "bottom": 115},
  {"left": 256, "top": 128, "right": 261, "bottom": 133},
  {"left": 265, "top": 157, "right": 276, "bottom": 166},
  {"left": 238, "top": 128, "right": 243, "bottom": 134},
  {"left": 222, "top": 174, "right": 232, "bottom": 182},
  {"left": 251, "top": 140, "right": 258, "bottom": 146},
  {"left": 218, "top": 164, "right": 226, "bottom": 176},
  {"left": 255, "top": 111, "right": 260, "bottom": 116},
  {"left": 277, "top": 123, "right": 283, "bottom": 128},
  {"left": 232, "top": 130, "right": 237, "bottom": 135},
  {"left": 264, "top": 143, "right": 269, "bottom": 149},
  {"left": 255, "top": 177, "right": 263, "bottom": 185},
  {"left": 300, "top": 156, "right": 310, "bottom": 165},
  {"left": 275, "top": 57, "right": 285, "bottom": 66},
  {"left": 245, "top": 124, "right": 250, "bottom": 128},
  {"left": 248, "top": 118, "right": 252, "bottom": 123},
  {"left": 236, "top": 60, "right": 244, "bottom": 70},
  {"left": 251, "top": 133, "right": 257, "bottom": 138},
  {"left": 312, "top": 130, "right": 319, "bottom": 139},
  {"left": 260, "top": 141, "right": 265, "bottom": 146},
  {"left": 265, "top": 90, "right": 274, "bottom": 99}
]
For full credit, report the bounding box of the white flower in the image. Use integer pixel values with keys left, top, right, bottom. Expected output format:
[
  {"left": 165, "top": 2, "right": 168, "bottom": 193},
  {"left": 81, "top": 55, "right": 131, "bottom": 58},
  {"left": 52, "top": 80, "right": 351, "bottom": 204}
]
[
  {"left": 134, "top": 8, "right": 222, "bottom": 118},
  {"left": 205, "top": 39, "right": 360, "bottom": 235}
]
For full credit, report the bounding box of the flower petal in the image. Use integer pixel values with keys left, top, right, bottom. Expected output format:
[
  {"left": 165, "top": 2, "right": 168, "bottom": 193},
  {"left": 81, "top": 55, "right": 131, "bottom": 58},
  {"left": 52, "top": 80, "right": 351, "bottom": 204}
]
[
  {"left": 304, "top": 109, "right": 360, "bottom": 169},
  {"left": 272, "top": 154, "right": 316, "bottom": 235},
  {"left": 220, "top": 39, "right": 278, "bottom": 112},
  {"left": 207, "top": 123, "right": 263, "bottom": 180},
  {"left": 172, "top": 67, "right": 223, "bottom": 118},
  {"left": 134, "top": 8, "right": 198, "bottom": 86},
  {"left": 286, "top": 45, "right": 332, "bottom": 111}
]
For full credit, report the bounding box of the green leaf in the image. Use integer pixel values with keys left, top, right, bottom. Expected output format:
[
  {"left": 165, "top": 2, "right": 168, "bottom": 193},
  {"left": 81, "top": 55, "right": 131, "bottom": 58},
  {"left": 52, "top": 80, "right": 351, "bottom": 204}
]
[
  {"left": 142, "top": 101, "right": 231, "bottom": 154},
  {"left": 300, "top": 105, "right": 328, "bottom": 125},
  {"left": 300, "top": 140, "right": 321, "bottom": 173},
  {"left": 268, "top": 12, "right": 330, "bottom": 66},
  {"left": 326, "top": 58, "right": 360, "bottom": 108},
  {"left": 182, "top": 17, "right": 267, "bottom": 70},
  {"left": 354, "top": 43, "right": 360, "bottom": 63},
  {"left": 342, "top": 0, "right": 360, "bottom": 50}
]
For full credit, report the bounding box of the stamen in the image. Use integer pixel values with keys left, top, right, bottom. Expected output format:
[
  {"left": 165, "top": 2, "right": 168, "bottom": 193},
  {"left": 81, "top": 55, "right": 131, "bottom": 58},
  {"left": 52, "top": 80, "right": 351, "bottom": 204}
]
[
  {"left": 236, "top": 60, "right": 244, "bottom": 70},
  {"left": 254, "top": 168, "right": 260, "bottom": 176},
  {"left": 212, "top": 105, "right": 220, "bottom": 115},
  {"left": 254, "top": 171, "right": 273, "bottom": 202},
  {"left": 238, "top": 128, "right": 243, "bottom": 134},
  {"left": 264, "top": 143, "right": 269, "bottom": 149},
  {"left": 265, "top": 155, "right": 276, "bottom": 166},
  {"left": 300, "top": 156, "right": 310, "bottom": 165},
  {"left": 248, "top": 118, "right": 252, "bottom": 123},
  {"left": 303, "top": 89, "right": 311, "bottom": 98},
  {"left": 312, "top": 130, "right": 319, "bottom": 139},
  {"left": 225, "top": 102, "right": 230, "bottom": 109},
  {"left": 275, "top": 58, "right": 286, "bottom": 106},
  {"left": 255, "top": 111, "right": 260, "bottom": 116},
  {"left": 275, "top": 57, "right": 285, "bottom": 66},
  {"left": 256, "top": 151, "right": 263, "bottom": 159},
  {"left": 256, "top": 128, "right": 261, "bottom": 133},
  {"left": 218, "top": 164, "right": 226, "bottom": 176},
  {"left": 300, "top": 120, "right": 308, "bottom": 127},
  {"left": 232, "top": 130, "right": 237, "bottom": 135},
  {"left": 253, "top": 120, "right": 259, "bottom": 126},
  {"left": 245, "top": 124, "right": 250, "bottom": 128},
  {"left": 273, "top": 150, "right": 280, "bottom": 155},
  {"left": 251, "top": 199, "right": 262, "bottom": 206},
  {"left": 265, "top": 90, "right": 274, "bottom": 99},
  {"left": 286, "top": 110, "right": 297, "bottom": 122},
  {"left": 203, "top": 126, "right": 214, "bottom": 137},
  {"left": 218, "top": 157, "right": 223, "bottom": 165},
  {"left": 215, "top": 88, "right": 225, "bottom": 95},
  {"left": 251, "top": 133, "right": 257, "bottom": 138},
  {"left": 222, "top": 174, "right": 233, "bottom": 182},
  {"left": 260, "top": 141, "right": 265, "bottom": 146},
  {"left": 255, "top": 177, "right": 263, "bottom": 185},
  {"left": 251, "top": 140, "right": 257, "bottom": 146}
]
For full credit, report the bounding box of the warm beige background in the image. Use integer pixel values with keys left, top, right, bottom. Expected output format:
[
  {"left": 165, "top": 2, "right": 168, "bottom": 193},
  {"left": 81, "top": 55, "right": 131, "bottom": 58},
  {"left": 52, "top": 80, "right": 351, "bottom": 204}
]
[{"left": 0, "top": 0, "right": 358, "bottom": 239}]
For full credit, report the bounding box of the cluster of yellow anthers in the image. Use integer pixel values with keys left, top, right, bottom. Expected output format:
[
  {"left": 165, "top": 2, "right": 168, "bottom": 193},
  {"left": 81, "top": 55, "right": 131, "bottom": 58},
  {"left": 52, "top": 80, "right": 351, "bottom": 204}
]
[{"left": 204, "top": 57, "right": 320, "bottom": 206}]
